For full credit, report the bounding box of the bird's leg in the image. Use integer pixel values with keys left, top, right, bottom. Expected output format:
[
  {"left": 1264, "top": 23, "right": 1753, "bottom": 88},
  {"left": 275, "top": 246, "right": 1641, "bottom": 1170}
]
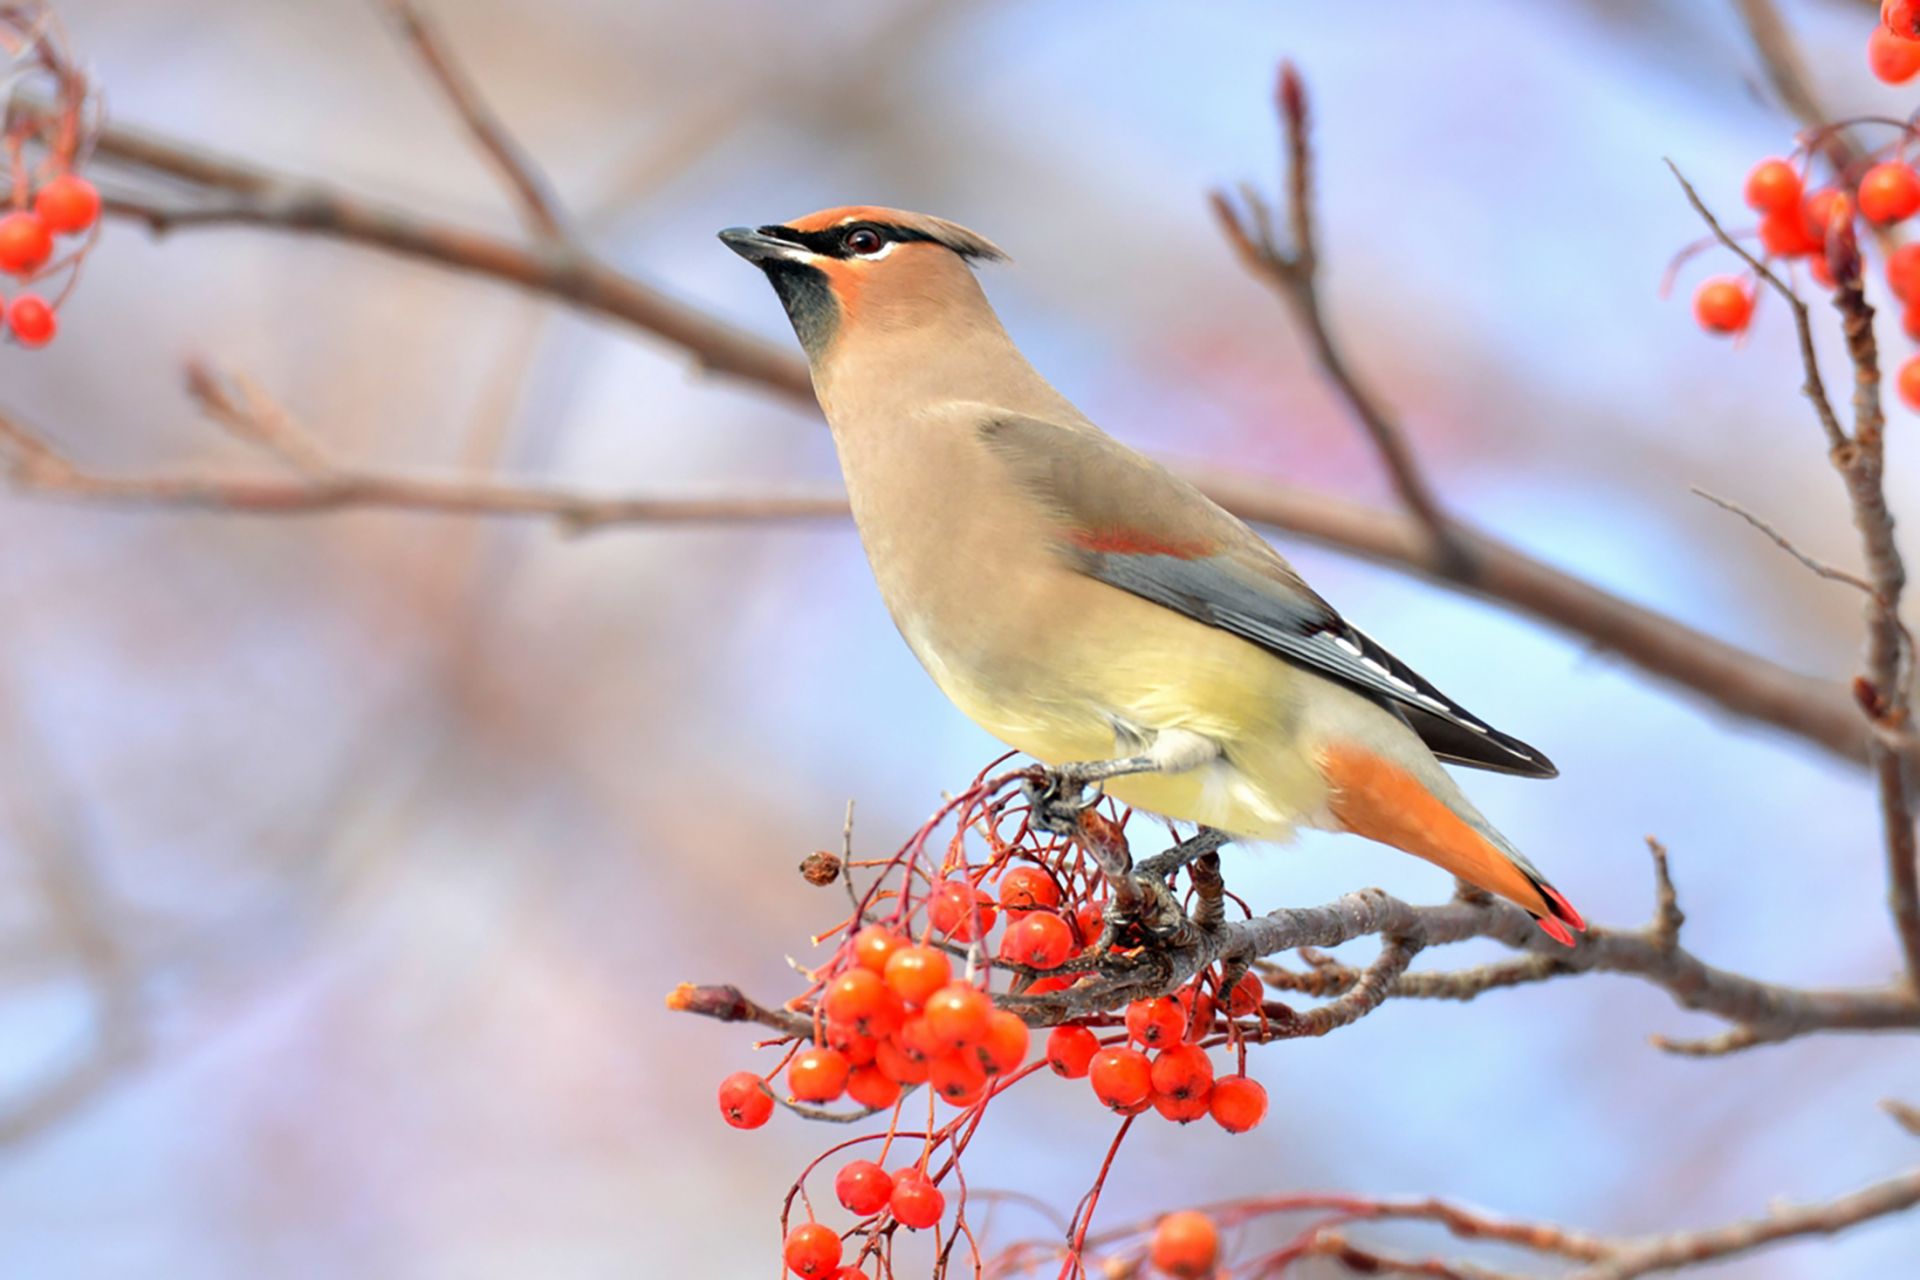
[
  {"left": 1133, "top": 827, "right": 1230, "bottom": 882},
  {"left": 1026, "top": 728, "right": 1219, "bottom": 835}
]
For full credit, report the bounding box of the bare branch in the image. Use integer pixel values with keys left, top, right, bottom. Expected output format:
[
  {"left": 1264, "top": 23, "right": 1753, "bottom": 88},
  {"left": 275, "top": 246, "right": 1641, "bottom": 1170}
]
[
  {"left": 377, "top": 0, "right": 572, "bottom": 244},
  {"left": 1209, "top": 63, "right": 1468, "bottom": 571},
  {"left": 1691, "top": 486, "right": 1878, "bottom": 597}
]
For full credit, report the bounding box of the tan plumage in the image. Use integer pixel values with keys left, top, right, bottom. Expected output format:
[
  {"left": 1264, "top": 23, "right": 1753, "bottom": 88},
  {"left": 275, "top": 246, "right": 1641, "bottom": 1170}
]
[{"left": 720, "top": 206, "right": 1585, "bottom": 943}]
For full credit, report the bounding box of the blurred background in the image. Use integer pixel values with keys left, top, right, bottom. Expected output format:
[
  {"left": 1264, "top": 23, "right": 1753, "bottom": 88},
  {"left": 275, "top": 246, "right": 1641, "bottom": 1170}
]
[{"left": 1, "top": 0, "right": 1917, "bottom": 1275}]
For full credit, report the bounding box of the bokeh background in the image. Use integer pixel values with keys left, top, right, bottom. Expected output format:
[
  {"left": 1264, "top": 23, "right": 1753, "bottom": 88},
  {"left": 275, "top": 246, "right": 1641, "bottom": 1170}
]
[{"left": 2, "top": 0, "right": 1917, "bottom": 1275}]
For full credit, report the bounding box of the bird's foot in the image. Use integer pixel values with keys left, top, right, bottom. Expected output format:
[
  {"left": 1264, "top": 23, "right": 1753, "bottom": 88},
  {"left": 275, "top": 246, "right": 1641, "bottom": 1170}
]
[{"left": 1024, "top": 765, "right": 1104, "bottom": 836}]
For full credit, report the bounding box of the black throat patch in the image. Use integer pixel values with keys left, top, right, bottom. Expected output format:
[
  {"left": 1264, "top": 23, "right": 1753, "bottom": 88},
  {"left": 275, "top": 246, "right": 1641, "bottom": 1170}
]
[{"left": 762, "top": 259, "right": 838, "bottom": 361}]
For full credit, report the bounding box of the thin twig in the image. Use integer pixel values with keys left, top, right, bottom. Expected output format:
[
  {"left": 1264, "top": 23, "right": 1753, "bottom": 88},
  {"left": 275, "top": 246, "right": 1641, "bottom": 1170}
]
[
  {"left": 377, "top": 0, "right": 571, "bottom": 244},
  {"left": 1691, "top": 486, "right": 1877, "bottom": 597}
]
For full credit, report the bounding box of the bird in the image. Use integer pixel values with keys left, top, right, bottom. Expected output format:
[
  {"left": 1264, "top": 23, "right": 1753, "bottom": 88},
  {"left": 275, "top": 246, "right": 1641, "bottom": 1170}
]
[{"left": 719, "top": 206, "right": 1585, "bottom": 946}]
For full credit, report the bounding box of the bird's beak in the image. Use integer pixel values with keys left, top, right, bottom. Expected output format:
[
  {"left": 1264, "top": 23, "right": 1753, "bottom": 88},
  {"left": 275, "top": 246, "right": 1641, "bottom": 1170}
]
[{"left": 718, "top": 226, "right": 810, "bottom": 264}]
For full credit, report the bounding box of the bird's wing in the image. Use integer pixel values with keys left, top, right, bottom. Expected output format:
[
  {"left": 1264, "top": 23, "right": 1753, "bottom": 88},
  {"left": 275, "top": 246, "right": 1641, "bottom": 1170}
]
[{"left": 976, "top": 411, "right": 1556, "bottom": 778}]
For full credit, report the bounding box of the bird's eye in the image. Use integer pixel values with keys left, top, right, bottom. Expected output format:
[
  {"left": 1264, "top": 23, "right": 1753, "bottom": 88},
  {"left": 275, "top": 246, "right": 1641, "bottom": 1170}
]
[{"left": 844, "top": 226, "right": 884, "bottom": 256}]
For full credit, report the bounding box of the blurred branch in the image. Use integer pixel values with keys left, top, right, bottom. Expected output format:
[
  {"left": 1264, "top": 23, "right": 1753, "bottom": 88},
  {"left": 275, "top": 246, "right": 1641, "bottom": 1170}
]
[
  {"left": 0, "top": 389, "right": 845, "bottom": 530},
  {"left": 0, "top": 689, "right": 144, "bottom": 1147},
  {"left": 378, "top": 0, "right": 572, "bottom": 244},
  {"left": 1670, "top": 163, "right": 1920, "bottom": 994},
  {"left": 1733, "top": 0, "right": 1871, "bottom": 176},
  {"left": 1209, "top": 63, "right": 1469, "bottom": 573},
  {"left": 0, "top": 106, "right": 1885, "bottom": 771}
]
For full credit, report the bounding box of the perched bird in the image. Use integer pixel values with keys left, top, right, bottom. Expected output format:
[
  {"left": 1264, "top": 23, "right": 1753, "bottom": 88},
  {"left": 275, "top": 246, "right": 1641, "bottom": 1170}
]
[{"left": 720, "top": 207, "right": 1585, "bottom": 945}]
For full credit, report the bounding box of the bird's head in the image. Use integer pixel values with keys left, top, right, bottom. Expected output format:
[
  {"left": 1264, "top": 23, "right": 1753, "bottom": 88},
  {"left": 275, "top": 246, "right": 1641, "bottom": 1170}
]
[{"left": 719, "top": 206, "right": 1007, "bottom": 362}]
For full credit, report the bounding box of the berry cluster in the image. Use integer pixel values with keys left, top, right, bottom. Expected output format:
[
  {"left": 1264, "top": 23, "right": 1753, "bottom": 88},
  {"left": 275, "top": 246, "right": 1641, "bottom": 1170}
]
[
  {"left": 1688, "top": 5, "right": 1920, "bottom": 409},
  {"left": 2, "top": 5, "right": 102, "bottom": 350},
  {"left": 677, "top": 760, "right": 1280, "bottom": 1278}
]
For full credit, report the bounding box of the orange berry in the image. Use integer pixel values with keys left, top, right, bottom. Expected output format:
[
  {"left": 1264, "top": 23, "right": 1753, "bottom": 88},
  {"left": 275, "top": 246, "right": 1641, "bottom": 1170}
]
[
  {"left": 1743, "top": 158, "right": 1802, "bottom": 215},
  {"left": 883, "top": 944, "right": 951, "bottom": 1007},
  {"left": 1174, "top": 986, "right": 1215, "bottom": 1042},
  {"left": 999, "top": 910, "right": 1075, "bottom": 969},
  {"left": 847, "top": 1062, "right": 903, "bottom": 1109},
  {"left": 923, "top": 983, "right": 993, "bottom": 1049},
  {"left": 783, "top": 1222, "right": 843, "bottom": 1278},
  {"left": 926, "top": 879, "right": 997, "bottom": 941},
  {"left": 853, "top": 924, "right": 906, "bottom": 973},
  {"left": 788, "top": 1047, "right": 852, "bottom": 1103},
  {"left": 823, "top": 1021, "right": 878, "bottom": 1067},
  {"left": 717, "top": 1071, "right": 774, "bottom": 1129},
  {"left": 1693, "top": 278, "right": 1754, "bottom": 335},
  {"left": 874, "top": 1034, "right": 930, "bottom": 1085},
  {"left": 1150, "top": 1044, "right": 1215, "bottom": 1101},
  {"left": 0, "top": 213, "right": 52, "bottom": 275},
  {"left": 1072, "top": 901, "right": 1106, "bottom": 947},
  {"left": 1226, "top": 971, "right": 1265, "bottom": 1017},
  {"left": 1088, "top": 1046, "right": 1153, "bottom": 1111},
  {"left": 1125, "top": 996, "right": 1186, "bottom": 1048},
  {"left": 1803, "top": 188, "right": 1853, "bottom": 243},
  {"left": 823, "top": 968, "right": 891, "bottom": 1033},
  {"left": 1046, "top": 1024, "right": 1100, "bottom": 1078},
  {"left": 1149, "top": 1210, "right": 1220, "bottom": 1278},
  {"left": 1887, "top": 0, "right": 1920, "bottom": 40},
  {"left": 889, "top": 1169, "right": 945, "bottom": 1230},
  {"left": 1859, "top": 163, "right": 1920, "bottom": 225},
  {"left": 1759, "top": 207, "right": 1819, "bottom": 258},
  {"left": 1898, "top": 355, "right": 1920, "bottom": 411},
  {"left": 996, "top": 864, "right": 1061, "bottom": 911},
  {"left": 1209, "top": 1075, "right": 1269, "bottom": 1133},
  {"left": 33, "top": 174, "right": 99, "bottom": 235},
  {"left": 1889, "top": 243, "right": 1920, "bottom": 300},
  {"left": 834, "top": 1160, "right": 894, "bottom": 1216},
  {"left": 1873, "top": 27, "right": 1920, "bottom": 82},
  {"left": 930, "top": 1049, "right": 989, "bottom": 1106},
  {"left": 6, "top": 294, "right": 56, "bottom": 348},
  {"left": 975, "top": 1008, "right": 1030, "bottom": 1075},
  {"left": 1152, "top": 1088, "right": 1213, "bottom": 1124}
]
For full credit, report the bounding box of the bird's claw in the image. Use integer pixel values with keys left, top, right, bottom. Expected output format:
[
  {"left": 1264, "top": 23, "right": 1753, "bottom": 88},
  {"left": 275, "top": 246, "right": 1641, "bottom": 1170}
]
[{"left": 1025, "top": 766, "right": 1104, "bottom": 835}]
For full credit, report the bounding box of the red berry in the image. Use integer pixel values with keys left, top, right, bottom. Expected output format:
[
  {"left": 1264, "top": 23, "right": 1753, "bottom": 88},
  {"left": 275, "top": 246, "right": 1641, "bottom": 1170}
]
[
  {"left": 1743, "top": 158, "right": 1802, "bottom": 215},
  {"left": 889, "top": 1169, "right": 946, "bottom": 1230},
  {"left": 823, "top": 968, "right": 896, "bottom": 1037},
  {"left": 1226, "top": 972, "right": 1265, "bottom": 1017},
  {"left": 853, "top": 925, "right": 906, "bottom": 973},
  {"left": 998, "top": 910, "right": 1075, "bottom": 969},
  {"left": 883, "top": 945, "right": 951, "bottom": 1007},
  {"left": 976, "top": 1008, "right": 1030, "bottom": 1075},
  {"left": 834, "top": 1160, "right": 894, "bottom": 1216},
  {"left": 0, "top": 213, "right": 53, "bottom": 275},
  {"left": 1887, "top": 0, "right": 1920, "bottom": 38},
  {"left": 996, "top": 865, "right": 1062, "bottom": 911},
  {"left": 1174, "top": 986, "right": 1215, "bottom": 1042},
  {"left": 1759, "top": 207, "right": 1819, "bottom": 258},
  {"left": 1859, "top": 163, "right": 1920, "bottom": 225},
  {"left": 1125, "top": 996, "right": 1186, "bottom": 1048},
  {"left": 1149, "top": 1210, "right": 1220, "bottom": 1279},
  {"left": 1209, "top": 1075, "right": 1269, "bottom": 1133},
  {"left": 1072, "top": 901, "right": 1106, "bottom": 947},
  {"left": 1872, "top": 26, "right": 1920, "bottom": 83},
  {"left": 1693, "top": 278, "right": 1754, "bottom": 335},
  {"left": 1898, "top": 355, "right": 1920, "bottom": 411},
  {"left": 847, "top": 1063, "right": 903, "bottom": 1109},
  {"left": 717, "top": 1071, "right": 774, "bottom": 1129},
  {"left": 1809, "top": 252, "right": 1836, "bottom": 291},
  {"left": 6, "top": 294, "right": 56, "bottom": 348},
  {"left": 1046, "top": 1024, "right": 1100, "bottom": 1078},
  {"left": 1803, "top": 189, "right": 1853, "bottom": 244},
  {"left": 1088, "top": 1046, "right": 1153, "bottom": 1110},
  {"left": 923, "top": 983, "right": 993, "bottom": 1049},
  {"left": 823, "top": 1021, "right": 878, "bottom": 1067},
  {"left": 831, "top": 1271, "right": 874, "bottom": 1280},
  {"left": 927, "top": 880, "right": 997, "bottom": 941},
  {"left": 1889, "top": 243, "right": 1920, "bottom": 300},
  {"left": 783, "top": 1222, "right": 843, "bottom": 1278},
  {"left": 789, "top": 1047, "right": 852, "bottom": 1103},
  {"left": 930, "top": 1049, "right": 989, "bottom": 1106},
  {"left": 1150, "top": 1044, "right": 1215, "bottom": 1101},
  {"left": 33, "top": 175, "right": 100, "bottom": 235},
  {"left": 1152, "top": 1088, "right": 1213, "bottom": 1124},
  {"left": 874, "top": 1034, "right": 930, "bottom": 1086}
]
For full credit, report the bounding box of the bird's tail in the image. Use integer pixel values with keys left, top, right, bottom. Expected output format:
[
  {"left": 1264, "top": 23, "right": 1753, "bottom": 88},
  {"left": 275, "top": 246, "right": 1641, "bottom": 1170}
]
[{"left": 1318, "top": 743, "right": 1587, "bottom": 947}]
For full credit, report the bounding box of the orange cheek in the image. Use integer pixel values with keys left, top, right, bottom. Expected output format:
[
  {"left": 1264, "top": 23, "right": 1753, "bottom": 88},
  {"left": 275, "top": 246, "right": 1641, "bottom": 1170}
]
[{"left": 820, "top": 261, "right": 864, "bottom": 321}]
